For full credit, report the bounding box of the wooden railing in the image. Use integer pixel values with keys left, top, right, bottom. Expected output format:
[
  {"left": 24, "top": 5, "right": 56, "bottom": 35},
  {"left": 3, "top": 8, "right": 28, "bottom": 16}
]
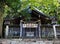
[{"left": 4, "top": 24, "right": 60, "bottom": 40}]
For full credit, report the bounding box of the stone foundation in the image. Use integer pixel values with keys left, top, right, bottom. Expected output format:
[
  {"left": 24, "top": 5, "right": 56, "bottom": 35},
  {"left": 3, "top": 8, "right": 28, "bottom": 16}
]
[{"left": 0, "top": 39, "right": 60, "bottom": 44}]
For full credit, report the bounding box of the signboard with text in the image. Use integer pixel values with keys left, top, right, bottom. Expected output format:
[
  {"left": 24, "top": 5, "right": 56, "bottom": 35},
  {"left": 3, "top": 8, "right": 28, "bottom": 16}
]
[{"left": 23, "top": 23, "right": 38, "bottom": 28}]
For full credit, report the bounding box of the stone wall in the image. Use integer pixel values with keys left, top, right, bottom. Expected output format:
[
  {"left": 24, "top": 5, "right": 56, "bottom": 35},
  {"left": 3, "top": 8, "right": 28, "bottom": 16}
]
[{"left": 0, "top": 39, "right": 60, "bottom": 44}]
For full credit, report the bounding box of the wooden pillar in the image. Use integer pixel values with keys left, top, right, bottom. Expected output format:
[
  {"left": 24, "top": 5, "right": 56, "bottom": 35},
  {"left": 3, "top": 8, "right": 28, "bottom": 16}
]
[
  {"left": 38, "top": 20, "right": 41, "bottom": 38},
  {"left": 5, "top": 25, "right": 9, "bottom": 38},
  {"left": 52, "top": 17, "right": 57, "bottom": 39},
  {"left": 53, "top": 25, "right": 57, "bottom": 39},
  {"left": 20, "top": 20, "right": 23, "bottom": 38},
  {"left": 36, "top": 27, "right": 37, "bottom": 38}
]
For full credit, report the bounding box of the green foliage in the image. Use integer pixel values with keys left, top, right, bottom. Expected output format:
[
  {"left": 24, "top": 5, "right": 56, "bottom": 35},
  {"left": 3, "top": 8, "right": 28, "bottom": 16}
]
[
  {"left": 2, "top": 0, "right": 60, "bottom": 23},
  {"left": 3, "top": 0, "right": 21, "bottom": 18},
  {"left": 20, "top": 0, "right": 59, "bottom": 17},
  {"left": 6, "top": 0, "right": 21, "bottom": 9}
]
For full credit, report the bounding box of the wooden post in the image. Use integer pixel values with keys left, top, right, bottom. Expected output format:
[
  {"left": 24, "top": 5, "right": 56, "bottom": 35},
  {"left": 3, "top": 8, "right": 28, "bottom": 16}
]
[
  {"left": 36, "top": 27, "right": 37, "bottom": 38},
  {"left": 5, "top": 25, "right": 9, "bottom": 38},
  {"left": 53, "top": 25, "right": 57, "bottom": 39},
  {"left": 38, "top": 20, "right": 41, "bottom": 39},
  {"left": 20, "top": 20, "right": 23, "bottom": 38}
]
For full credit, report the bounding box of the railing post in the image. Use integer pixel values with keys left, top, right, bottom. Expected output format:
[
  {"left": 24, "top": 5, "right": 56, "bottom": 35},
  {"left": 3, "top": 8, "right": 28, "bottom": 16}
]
[{"left": 5, "top": 25, "right": 9, "bottom": 38}]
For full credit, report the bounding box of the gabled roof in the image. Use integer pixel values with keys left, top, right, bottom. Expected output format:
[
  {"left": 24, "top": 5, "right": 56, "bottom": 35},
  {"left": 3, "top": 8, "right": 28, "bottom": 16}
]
[
  {"left": 33, "top": 7, "right": 49, "bottom": 18},
  {"left": 4, "top": 7, "right": 50, "bottom": 21}
]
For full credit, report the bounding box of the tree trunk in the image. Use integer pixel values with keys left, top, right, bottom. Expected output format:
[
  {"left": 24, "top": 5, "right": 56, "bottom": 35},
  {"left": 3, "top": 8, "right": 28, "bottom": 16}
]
[{"left": 0, "top": 11, "right": 3, "bottom": 38}]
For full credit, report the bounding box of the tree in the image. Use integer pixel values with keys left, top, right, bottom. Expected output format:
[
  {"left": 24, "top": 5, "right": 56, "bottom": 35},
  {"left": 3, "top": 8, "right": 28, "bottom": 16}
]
[
  {"left": 0, "top": 0, "right": 6, "bottom": 37},
  {"left": 0, "top": 0, "right": 21, "bottom": 37},
  {"left": 20, "top": 0, "right": 60, "bottom": 23},
  {"left": 4, "top": 0, "right": 59, "bottom": 20}
]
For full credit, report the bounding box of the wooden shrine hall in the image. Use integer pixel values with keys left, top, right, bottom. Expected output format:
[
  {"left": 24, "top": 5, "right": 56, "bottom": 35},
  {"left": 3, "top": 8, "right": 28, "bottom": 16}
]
[{"left": 3, "top": 7, "right": 57, "bottom": 39}]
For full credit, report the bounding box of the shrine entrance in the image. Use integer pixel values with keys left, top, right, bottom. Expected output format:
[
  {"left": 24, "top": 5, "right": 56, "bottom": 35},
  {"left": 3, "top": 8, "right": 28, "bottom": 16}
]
[{"left": 22, "top": 23, "right": 39, "bottom": 38}]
